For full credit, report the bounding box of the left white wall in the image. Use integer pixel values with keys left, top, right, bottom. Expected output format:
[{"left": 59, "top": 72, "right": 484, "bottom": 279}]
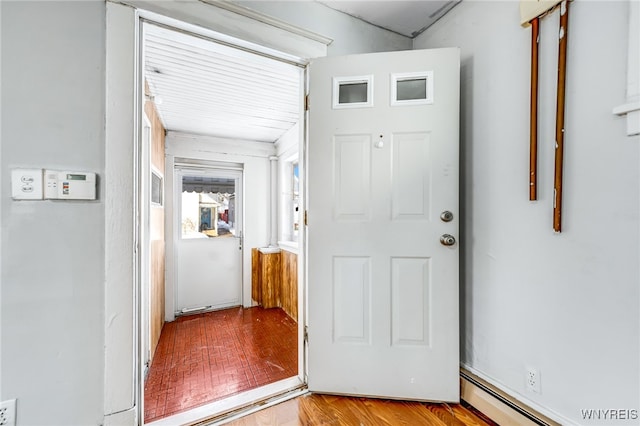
[{"left": 1, "top": 1, "right": 105, "bottom": 424}]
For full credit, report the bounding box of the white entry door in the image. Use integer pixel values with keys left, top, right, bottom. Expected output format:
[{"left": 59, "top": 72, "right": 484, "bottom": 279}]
[
  {"left": 307, "top": 48, "right": 460, "bottom": 401},
  {"left": 175, "top": 168, "right": 243, "bottom": 314}
]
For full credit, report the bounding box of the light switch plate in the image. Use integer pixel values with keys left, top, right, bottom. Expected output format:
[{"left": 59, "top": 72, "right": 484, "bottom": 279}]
[{"left": 11, "top": 169, "right": 43, "bottom": 200}]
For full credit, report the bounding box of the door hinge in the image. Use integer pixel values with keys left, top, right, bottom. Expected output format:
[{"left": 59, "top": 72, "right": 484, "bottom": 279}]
[
  {"left": 304, "top": 94, "right": 310, "bottom": 111},
  {"left": 304, "top": 210, "right": 308, "bottom": 226},
  {"left": 304, "top": 325, "right": 309, "bottom": 342}
]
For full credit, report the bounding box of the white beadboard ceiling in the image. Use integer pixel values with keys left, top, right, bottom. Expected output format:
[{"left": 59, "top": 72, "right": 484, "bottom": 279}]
[{"left": 144, "top": 23, "right": 302, "bottom": 143}]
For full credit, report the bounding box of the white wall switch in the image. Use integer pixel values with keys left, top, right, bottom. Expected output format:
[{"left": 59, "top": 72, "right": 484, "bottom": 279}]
[
  {"left": 0, "top": 398, "right": 17, "bottom": 426},
  {"left": 11, "top": 169, "right": 43, "bottom": 200}
]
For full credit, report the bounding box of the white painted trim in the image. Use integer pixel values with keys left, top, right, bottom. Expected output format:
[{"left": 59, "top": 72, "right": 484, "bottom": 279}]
[
  {"left": 278, "top": 241, "right": 299, "bottom": 254},
  {"left": 105, "top": 2, "right": 323, "bottom": 423},
  {"left": 103, "top": 407, "right": 137, "bottom": 426},
  {"left": 613, "top": 102, "right": 640, "bottom": 116},
  {"left": 104, "top": 1, "right": 138, "bottom": 417},
  {"left": 460, "top": 371, "right": 555, "bottom": 426},
  {"left": 269, "top": 155, "right": 279, "bottom": 246},
  {"left": 164, "top": 155, "right": 177, "bottom": 323},
  {"left": 612, "top": 0, "right": 640, "bottom": 137},
  {"left": 462, "top": 364, "right": 579, "bottom": 426},
  {"left": 199, "top": 0, "right": 333, "bottom": 46},
  {"left": 613, "top": 102, "right": 640, "bottom": 137},
  {"left": 166, "top": 131, "right": 276, "bottom": 158},
  {"left": 109, "top": 0, "right": 328, "bottom": 60},
  {"left": 147, "top": 377, "right": 305, "bottom": 426}
]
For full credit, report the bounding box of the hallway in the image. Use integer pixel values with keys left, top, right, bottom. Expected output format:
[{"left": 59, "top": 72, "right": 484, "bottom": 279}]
[{"left": 144, "top": 307, "right": 298, "bottom": 422}]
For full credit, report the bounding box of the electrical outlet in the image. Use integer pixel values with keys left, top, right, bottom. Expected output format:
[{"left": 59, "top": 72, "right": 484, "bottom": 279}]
[
  {"left": 0, "top": 399, "right": 16, "bottom": 426},
  {"left": 526, "top": 367, "right": 541, "bottom": 393}
]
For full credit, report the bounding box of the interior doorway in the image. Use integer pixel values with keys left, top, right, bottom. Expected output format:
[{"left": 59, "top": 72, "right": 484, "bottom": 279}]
[
  {"left": 175, "top": 167, "right": 243, "bottom": 314},
  {"left": 139, "top": 19, "right": 306, "bottom": 425}
]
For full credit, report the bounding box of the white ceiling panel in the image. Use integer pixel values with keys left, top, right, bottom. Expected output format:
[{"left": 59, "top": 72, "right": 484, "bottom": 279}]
[{"left": 144, "top": 23, "right": 303, "bottom": 143}]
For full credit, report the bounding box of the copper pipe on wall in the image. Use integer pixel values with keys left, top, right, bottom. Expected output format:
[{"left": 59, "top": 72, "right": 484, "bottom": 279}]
[
  {"left": 553, "top": 0, "right": 569, "bottom": 232},
  {"left": 529, "top": 17, "right": 540, "bottom": 201}
]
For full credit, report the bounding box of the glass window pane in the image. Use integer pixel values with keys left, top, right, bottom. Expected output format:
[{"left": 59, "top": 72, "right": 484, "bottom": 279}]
[
  {"left": 151, "top": 171, "right": 163, "bottom": 205},
  {"left": 396, "top": 78, "right": 427, "bottom": 101},
  {"left": 181, "top": 175, "right": 236, "bottom": 239},
  {"left": 339, "top": 82, "right": 368, "bottom": 104}
]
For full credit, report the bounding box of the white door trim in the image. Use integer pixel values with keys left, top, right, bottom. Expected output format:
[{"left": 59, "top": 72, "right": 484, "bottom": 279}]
[
  {"left": 105, "top": 2, "right": 324, "bottom": 423},
  {"left": 109, "top": 0, "right": 330, "bottom": 61}
]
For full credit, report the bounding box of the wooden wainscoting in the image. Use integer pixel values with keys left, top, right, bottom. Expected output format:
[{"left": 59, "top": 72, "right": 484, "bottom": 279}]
[
  {"left": 280, "top": 250, "right": 298, "bottom": 321},
  {"left": 252, "top": 248, "right": 298, "bottom": 322},
  {"left": 145, "top": 85, "right": 166, "bottom": 360}
]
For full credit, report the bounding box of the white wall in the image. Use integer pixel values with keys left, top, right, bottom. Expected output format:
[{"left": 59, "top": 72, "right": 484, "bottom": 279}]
[
  {"left": 236, "top": 1, "right": 411, "bottom": 55},
  {"left": 415, "top": 1, "right": 639, "bottom": 424},
  {"left": 0, "top": 1, "right": 105, "bottom": 425},
  {"left": 165, "top": 132, "right": 273, "bottom": 310}
]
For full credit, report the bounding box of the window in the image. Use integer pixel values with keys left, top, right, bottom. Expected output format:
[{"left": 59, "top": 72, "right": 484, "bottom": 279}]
[
  {"left": 333, "top": 75, "right": 374, "bottom": 109},
  {"left": 151, "top": 169, "right": 163, "bottom": 206},
  {"left": 391, "top": 71, "right": 434, "bottom": 106},
  {"left": 292, "top": 162, "right": 300, "bottom": 237},
  {"left": 279, "top": 156, "right": 300, "bottom": 244},
  {"left": 181, "top": 175, "right": 236, "bottom": 239}
]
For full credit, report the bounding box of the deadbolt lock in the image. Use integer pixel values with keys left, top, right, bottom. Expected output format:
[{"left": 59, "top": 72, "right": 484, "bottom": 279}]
[
  {"left": 440, "top": 211, "right": 454, "bottom": 222},
  {"left": 440, "top": 234, "right": 456, "bottom": 246}
]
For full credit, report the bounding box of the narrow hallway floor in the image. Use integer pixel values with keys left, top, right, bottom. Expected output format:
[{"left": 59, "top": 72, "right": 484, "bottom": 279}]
[{"left": 144, "top": 306, "right": 298, "bottom": 422}]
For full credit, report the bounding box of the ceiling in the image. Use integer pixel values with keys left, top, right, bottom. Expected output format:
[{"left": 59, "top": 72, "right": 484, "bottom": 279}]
[
  {"left": 319, "top": 1, "right": 461, "bottom": 38},
  {"left": 144, "top": 23, "right": 302, "bottom": 143},
  {"left": 144, "top": 1, "right": 460, "bottom": 143}
]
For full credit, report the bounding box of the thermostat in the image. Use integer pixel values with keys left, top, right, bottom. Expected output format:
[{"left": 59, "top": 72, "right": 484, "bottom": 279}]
[{"left": 44, "top": 170, "right": 97, "bottom": 200}]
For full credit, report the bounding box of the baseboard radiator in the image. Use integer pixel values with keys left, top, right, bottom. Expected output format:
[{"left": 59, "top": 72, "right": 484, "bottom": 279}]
[{"left": 460, "top": 369, "right": 561, "bottom": 426}]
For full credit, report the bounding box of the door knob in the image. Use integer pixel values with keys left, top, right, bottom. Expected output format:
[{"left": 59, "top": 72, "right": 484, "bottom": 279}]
[
  {"left": 440, "top": 210, "right": 454, "bottom": 222},
  {"left": 440, "top": 234, "right": 456, "bottom": 246}
]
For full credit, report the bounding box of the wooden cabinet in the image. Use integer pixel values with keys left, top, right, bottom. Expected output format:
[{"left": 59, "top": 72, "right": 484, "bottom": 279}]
[{"left": 252, "top": 247, "right": 298, "bottom": 321}]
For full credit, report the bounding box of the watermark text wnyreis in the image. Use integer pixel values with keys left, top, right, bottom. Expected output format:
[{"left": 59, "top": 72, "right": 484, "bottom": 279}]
[{"left": 581, "top": 409, "right": 638, "bottom": 421}]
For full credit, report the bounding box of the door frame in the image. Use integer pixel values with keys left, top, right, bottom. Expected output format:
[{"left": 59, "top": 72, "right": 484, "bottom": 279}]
[{"left": 104, "top": 2, "right": 324, "bottom": 424}]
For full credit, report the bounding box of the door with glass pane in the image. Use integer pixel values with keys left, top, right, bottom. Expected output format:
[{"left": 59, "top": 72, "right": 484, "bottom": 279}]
[{"left": 175, "top": 167, "right": 243, "bottom": 314}]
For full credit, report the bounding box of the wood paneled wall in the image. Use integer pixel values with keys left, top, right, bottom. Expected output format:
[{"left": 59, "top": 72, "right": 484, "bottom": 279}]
[
  {"left": 280, "top": 250, "right": 298, "bottom": 321},
  {"left": 145, "top": 90, "right": 166, "bottom": 360},
  {"left": 252, "top": 248, "right": 298, "bottom": 322}
]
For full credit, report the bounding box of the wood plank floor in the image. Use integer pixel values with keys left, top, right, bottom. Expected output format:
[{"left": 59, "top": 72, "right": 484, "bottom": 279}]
[{"left": 227, "top": 393, "right": 498, "bottom": 426}]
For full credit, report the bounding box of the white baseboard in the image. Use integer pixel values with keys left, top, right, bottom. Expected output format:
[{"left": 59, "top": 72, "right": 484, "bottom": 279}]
[{"left": 460, "top": 365, "right": 577, "bottom": 426}]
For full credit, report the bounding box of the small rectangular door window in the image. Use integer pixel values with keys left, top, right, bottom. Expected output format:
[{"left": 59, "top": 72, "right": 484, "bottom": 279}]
[
  {"left": 333, "top": 75, "right": 374, "bottom": 109},
  {"left": 391, "top": 71, "right": 434, "bottom": 106}
]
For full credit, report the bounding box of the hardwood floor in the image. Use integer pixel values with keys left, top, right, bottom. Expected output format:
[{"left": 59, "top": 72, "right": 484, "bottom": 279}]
[
  {"left": 145, "top": 307, "right": 497, "bottom": 425},
  {"left": 227, "top": 393, "right": 498, "bottom": 426}
]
